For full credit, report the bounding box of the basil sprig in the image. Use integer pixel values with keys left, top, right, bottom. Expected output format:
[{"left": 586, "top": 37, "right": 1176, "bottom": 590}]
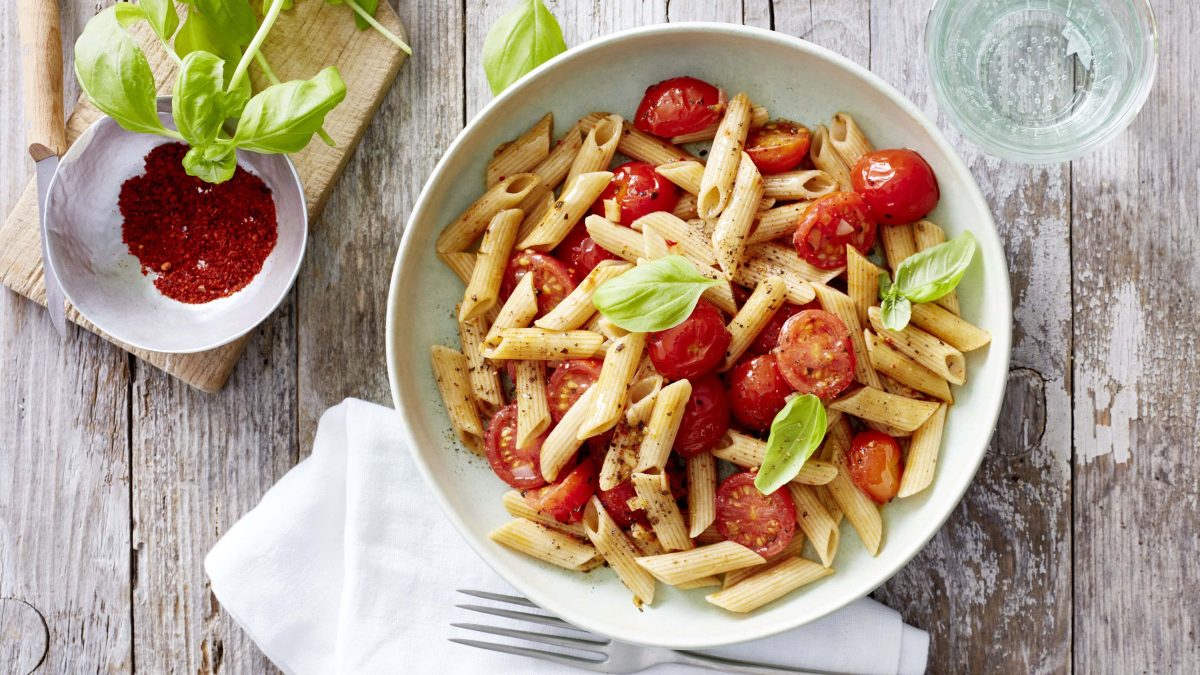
[
  {"left": 592, "top": 256, "right": 719, "bottom": 333},
  {"left": 482, "top": 0, "right": 568, "bottom": 95},
  {"left": 879, "top": 231, "right": 977, "bottom": 331},
  {"left": 754, "top": 394, "right": 828, "bottom": 495}
]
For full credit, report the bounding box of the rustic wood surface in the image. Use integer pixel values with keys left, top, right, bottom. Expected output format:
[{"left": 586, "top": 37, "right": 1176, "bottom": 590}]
[{"left": 1, "top": 0, "right": 1196, "bottom": 673}]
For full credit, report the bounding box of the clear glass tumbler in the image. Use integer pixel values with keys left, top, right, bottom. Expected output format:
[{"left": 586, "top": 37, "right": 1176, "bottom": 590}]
[{"left": 925, "top": 0, "right": 1158, "bottom": 163}]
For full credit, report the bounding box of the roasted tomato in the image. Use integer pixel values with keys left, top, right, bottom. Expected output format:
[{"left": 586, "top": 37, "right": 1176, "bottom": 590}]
[
  {"left": 591, "top": 161, "right": 680, "bottom": 226},
  {"left": 674, "top": 375, "right": 731, "bottom": 458},
  {"left": 715, "top": 471, "right": 797, "bottom": 557},
  {"left": 745, "top": 120, "right": 811, "bottom": 174},
  {"left": 851, "top": 148, "right": 939, "bottom": 225},
  {"left": 484, "top": 404, "right": 546, "bottom": 489},
  {"left": 846, "top": 431, "right": 903, "bottom": 504},
  {"left": 634, "top": 76, "right": 724, "bottom": 138},
  {"left": 525, "top": 455, "right": 597, "bottom": 523},
  {"left": 500, "top": 250, "right": 576, "bottom": 315},
  {"left": 772, "top": 310, "right": 856, "bottom": 400},
  {"left": 727, "top": 354, "right": 793, "bottom": 431},
  {"left": 547, "top": 359, "right": 603, "bottom": 423},
  {"left": 748, "top": 301, "right": 819, "bottom": 355},
  {"left": 554, "top": 223, "right": 619, "bottom": 284},
  {"left": 647, "top": 300, "right": 731, "bottom": 380},
  {"left": 793, "top": 192, "right": 876, "bottom": 270}
]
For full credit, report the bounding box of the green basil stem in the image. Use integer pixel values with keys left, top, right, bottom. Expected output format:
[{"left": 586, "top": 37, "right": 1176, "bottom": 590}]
[
  {"left": 253, "top": 51, "right": 336, "bottom": 146},
  {"left": 342, "top": 0, "right": 412, "bottom": 54},
  {"left": 227, "top": 0, "right": 287, "bottom": 96}
]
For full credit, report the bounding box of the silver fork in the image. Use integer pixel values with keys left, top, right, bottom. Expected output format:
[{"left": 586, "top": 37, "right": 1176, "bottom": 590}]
[{"left": 450, "top": 589, "right": 835, "bottom": 674}]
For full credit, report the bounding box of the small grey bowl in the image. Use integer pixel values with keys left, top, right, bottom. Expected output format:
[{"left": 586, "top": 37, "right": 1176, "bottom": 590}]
[{"left": 45, "top": 97, "right": 307, "bottom": 353}]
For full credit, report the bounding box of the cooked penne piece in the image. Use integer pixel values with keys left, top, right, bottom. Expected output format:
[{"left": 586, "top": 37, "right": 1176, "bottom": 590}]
[
  {"left": 636, "top": 212, "right": 717, "bottom": 266},
  {"left": 436, "top": 173, "right": 541, "bottom": 253},
  {"left": 440, "top": 251, "right": 476, "bottom": 285},
  {"left": 502, "top": 490, "right": 586, "bottom": 538},
  {"left": 809, "top": 125, "right": 852, "bottom": 192},
  {"left": 514, "top": 360, "right": 550, "bottom": 448},
  {"left": 636, "top": 541, "right": 765, "bottom": 585},
  {"left": 698, "top": 93, "right": 753, "bottom": 219},
  {"left": 828, "top": 112, "right": 873, "bottom": 167},
  {"left": 670, "top": 103, "right": 769, "bottom": 144},
  {"left": 879, "top": 373, "right": 926, "bottom": 400},
  {"left": 672, "top": 192, "right": 699, "bottom": 220},
  {"left": 845, "top": 245, "right": 882, "bottom": 327},
  {"left": 642, "top": 223, "right": 672, "bottom": 258},
  {"left": 694, "top": 525, "right": 724, "bottom": 546},
  {"left": 863, "top": 330, "right": 953, "bottom": 402},
  {"left": 624, "top": 369, "right": 664, "bottom": 426},
  {"left": 711, "top": 152, "right": 764, "bottom": 279},
  {"left": 880, "top": 223, "right": 918, "bottom": 271},
  {"left": 814, "top": 485, "right": 843, "bottom": 526},
  {"left": 587, "top": 312, "right": 630, "bottom": 340},
  {"left": 517, "top": 171, "right": 614, "bottom": 251},
  {"left": 430, "top": 345, "right": 484, "bottom": 455},
  {"left": 632, "top": 470, "right": 691, "bottom": 551},
  {"left": 897, "top": 402, "right": 948, "bottom": 498},
  {"left": 811, "top": 283, "right": 883, "bottom": 389},
  {"left": 460, "top": 209, "right": 522, "bottom": 321},
  {"left": 535, "top": 260, "right": 632, "bottom": 330},
  {"left": 541, "top": 386, "right": 599, "bottom": 481},
  {"left": 580, "top": 112, "right": 698, "bottom": 164},
  {"left": 712, "top": 431, "right": 838, "bottom": 485},
  {"left": 909, "top": 302, "right": 991, "bottom": 352},
  {"left": 675, "top": 575, "right": 723, "bottom": 590},
  {"left": 515, "top": 185, "right": 555, "bottom": 244},
  {"left": 687, "top": 451, "right": 718, "bottom": 538},
  {"left": 829, "top": 386, "right": 940, "bottom": 433},
  {"left": 530, "top": 125, "right": 583, "bottom": 188},
  {"left": 706, "top": 557, "right": 833, "bottom": 613},
  {"left": 585, "top": 214, "right": 644, "bottom": 262},
  {"left": 482, "top": 272, "right": 538, "bottom": 348},
  {"left": 566, "top": 114, "right": 622, "bottom": 186},
  {"left": 787, "top": 484, "right": 840, "bottom": 568},
  {"left": 826, "top": 463, "right": 882, "bottom": 555},
  {"left": 721, "top": 533, "right": 808, "bottom": 589},
  {"left": 913, "top": 220, "right": 961, "bottom": 315},
  {"left": 457, "top": 314, "right": 503, "bottom": 414},
  {"left": 489, "top": 519, "right": 598, "bottom": 570},
  {"left": 761, "top": 169, "right": 838, "bottom": 200},
  {"left": 599, "top": 421, "right": 641, "bottom": 491},
  {"left": 629, "top": 522, "right": 665, "bottom": 557},
  {"left": 740, "top": 239, "right": 839, "bottom": 285},
  {"left": 583, "top": 497, "right": 656, "bottom": 607},
  {"left": 720, "top": 275, "right": 786, "bottom": 370},
  {"left": 487, "top": 113, "right": 552, "bottom": 186},
  {"left": 746, "top": 201, "right": 811, "bottom": 245},
  {"left": 868, "top": 306, "right": 966, "bottom": 385},
  {"left": 635, "top": 379, "right": 693, "bottom": 471},
  {"left": 819, "top": 411, "right": 853, "bottom": 463},
  {"left": 483, "top": 328, "right": 606, "bottom": 361},
  {"left": 654, "top": 160, "right": 704, "bottom": 194},
  {"left": 689, "top": 261, "right": 739, "bottom": 315},
  {"left": 580, "top": 333, "right": 647, "bottom": 439}
]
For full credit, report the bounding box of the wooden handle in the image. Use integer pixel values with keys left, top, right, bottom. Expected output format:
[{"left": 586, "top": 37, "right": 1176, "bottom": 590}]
[{"left": 17, "top": 0, "right": 66, "bottom": 161}]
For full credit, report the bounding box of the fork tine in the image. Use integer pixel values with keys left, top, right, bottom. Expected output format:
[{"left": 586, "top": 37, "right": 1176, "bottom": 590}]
[
  {"left": 452, "top": 622, "right": 609, "bottom": 652},
  {"left": 456, "top": 589, "right": 538, "bottom": 607},
  {"left": 456, "top": 603, "right": 578, "bottom": 630},
  {"left": 449, "top": 638, "right": 605, "bottom": 670}
]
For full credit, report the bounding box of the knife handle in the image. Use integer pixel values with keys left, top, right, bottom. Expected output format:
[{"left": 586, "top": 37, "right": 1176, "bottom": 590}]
[{"left": 17, "top": 0, "right": 66, "bottom": 161}]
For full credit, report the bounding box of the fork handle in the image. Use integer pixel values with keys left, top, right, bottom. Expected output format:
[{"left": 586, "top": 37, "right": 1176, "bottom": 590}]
[{"left": 672, "top": 650, "right": 837, "bottom": 675}]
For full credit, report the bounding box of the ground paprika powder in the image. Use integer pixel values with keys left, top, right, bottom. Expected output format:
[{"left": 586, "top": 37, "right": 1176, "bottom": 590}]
[{"left": 119, "top": 142, "right": 278, "bottom": 304}]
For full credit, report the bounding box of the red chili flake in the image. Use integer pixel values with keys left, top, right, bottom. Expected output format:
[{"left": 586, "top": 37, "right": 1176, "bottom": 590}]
[{"left": 118, "top": 142, "right": 278, "bottom": 304}]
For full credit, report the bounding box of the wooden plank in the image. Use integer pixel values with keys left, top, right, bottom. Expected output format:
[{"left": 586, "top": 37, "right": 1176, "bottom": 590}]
[
  {"left": 769, "top": 0, "right": 870, "bottom": 68},
  {"left": 1071, "top": 0, "right": 1200, "bottom": 671},
  {"left": 866, "top": 2, "right": 1073, "bottom": 673},
  {"left": 665, "top": 0, "right": 743, "bottom": 22}
]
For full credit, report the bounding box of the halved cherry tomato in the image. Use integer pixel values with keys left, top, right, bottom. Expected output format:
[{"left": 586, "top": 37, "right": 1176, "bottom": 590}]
[
  {"left": 525, "top": 455, "right": 597, "bottom": 523},
  {"left": 597, "top": 479, "right": 649, "bottom": 529},
  {"left": 554, "top": 223, "right": 619, "bottom": 284},
  {"left": 500, "top": 250, "right": 576, "bottom": 315},
  {"left": 793, "top": 192, "right": 877, "bottom": 270},
  {"left": 772, "top": 310, "right": 856, "bottom": 400},
  {"left": 591, "top": 161, "right": 680, "bottom": 226},
  {"left": 846, "top": 431, "right": 903, "bottom": 504},
  {"left": 745, "top": 120, "right": 811, "bottom": 174},
  {"left": 748, "top": 300, "right": 819, "bottom": 355},
  {"left": 851, "top": 149, "right": 939, "bottom": 225},
  {"left": 674, "top": 375, "right": 730, "bottom": 457},
  {"left": 727, "top": 354, "right": 793, "bottom": 431},
  {"left": 715, "top": 471, "right": 797, "bottom": 557},
  {"left": 647, "top": 300, "right": 731, "bottom": 380},
  {"left": 634, "top": 76, "right": 724, "bottom": 138},
  {"left": 484, "top": 404, "right": 546, "bottom": 489},
  {"left": 547, "top": 359, "right": 603, "bottom": 423}
]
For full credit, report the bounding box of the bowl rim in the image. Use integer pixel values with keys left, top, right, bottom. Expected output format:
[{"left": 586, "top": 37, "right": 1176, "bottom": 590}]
[
  {"left": 45, "top": 96, "right": 308, "bottom": 354},
  {"left": 387, "top": 21, "right": 1012, "bottom": 648}
]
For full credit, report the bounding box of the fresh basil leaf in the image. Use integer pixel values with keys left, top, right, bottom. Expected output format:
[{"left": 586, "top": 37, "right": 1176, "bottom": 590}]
[
  {"left": 191, "top": 0, "right": 258, "bottom": 45},
  {"left": 892, "top": 232, "right": 977, "bottom": 304},
  {"left": 174, "top": 8, "right": 244, "bottom": 83},
  {"left": 172, "top": 51, "right": 228, "bottom": 146},
  {"left": 878, "top": 271, "right": 893, "bottom": 299},
  {"left": 482, "top": 0, "right": 567, "bottom": 95},
  {"left": 264, "top": 0, "right": 295, "bottom": 12},
  {"left": 754, "top": 394, "right": 828, "bottom": 495},
  {"left": 183, "top": 141, "right": 237, "bottom": 183},
  {"left": 353, "top": 0, "right": 377, "bottom": 30},
  {"left": 881, "top": 293, "right": 912, "bottom": 332},
  {"left": 75, "top": 6, "right": 169, "bottom": 136},
  {"left": 233, "top": 67, "right": 346, "bottom": 153},
  {"left": 592, "top": 255, "right": 720, "bottom": 333}
]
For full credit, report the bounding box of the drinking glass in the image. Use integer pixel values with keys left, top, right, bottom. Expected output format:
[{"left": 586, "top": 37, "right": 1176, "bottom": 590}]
[{"left": 925, "top": 0, "right": 1158, "bottom": 163}]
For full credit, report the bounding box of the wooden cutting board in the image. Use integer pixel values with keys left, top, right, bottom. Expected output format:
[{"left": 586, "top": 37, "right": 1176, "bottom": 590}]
[{"left": 0, "top": 2, "right": 408, "bottom": 392}]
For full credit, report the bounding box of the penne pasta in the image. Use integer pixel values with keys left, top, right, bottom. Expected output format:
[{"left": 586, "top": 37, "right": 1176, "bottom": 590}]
[
  {"left": 579, "top": 332, "right": 647, "bottom": 439},
  {"left": 711, "top": 152, "right": 764, "bottom": 279},
  {"left": 706, "top": 557, "right": 833, "bottom": 613},
  {"left": 629, "top": 522, "right": 665, "bottom": 557},
  {"left": 517, "top": 171, "right": 614, "bottom": 251},
  {"left": 459, "top": 209, "right": 522, "bottom": 321},
  {"left": 566, "top": 114, "right": 622, "bottom": 186},
  {"left": 482, "top": 272, "right": 538, "bottom": 348},
  {"left": 636, "top": 211, "right": 717, "bottom": 266},
  {"left": 863, "top": 330, "right": 954, "bottom": 402},
  {"left": 457, "top": 313, "right": 503, "bottom": 414},
  {"left": 541, "top": 386, "right": 599, "bottom": 481},
  {"left": 828, "top": 112, "right": 873, "bottom": 167},
  {"left": 746, "top": 201, "right": 811, "bottom": 245},
  {"left": 489, "top": 518, "right": 598, "bottom": 571},
  {"left": 598, "top": 421, "right": 641, "bottom": 491},
  {"left": 880, "top": 223, "right": 918, "bottom": 271},
  {"left": 829, "top": 386, "right": 940, "bottom": 433},
  {"left": 636, "top": 541, "right": 765, "bottom": 586},
  {"left": 787, "top": 483, "right": 840, "bottom": 568},
  {"left": 535, "top": 260, "right": 632, "bottom": 331},
  {"left": 482, "top": 328, "right": 606, "bottom": 361},
  {"left": 814, "top": 485, "right": 843, "bottom": 526},
  {"left": 897, "top": 402, "right": 948, "bottom": 498},
  {"left": 738, "top": 241, "right": 839, "bottom": 293},
  {"left": 687, "top": 451, "right": 718, "bottom": 538},
  {"left": 635, "top": 379, "right": 693, "bottom": 471},
  {"left": 430, "top": 345, "right": 484, "bottom": 455},
  {"left": 515, "top": 185, "right": 555, "bottom": 244},
  {"left": 670, "top": 103, "right": 769, "bottom": 144},
  {"left": 909, "top": 302, "right": 992, "bottom": 352},
  {"left": 868, "top": 306, "right": 966, "bottom": 385},
  {"left": 502, "top": 490, "right": 586, "bottom": 538},
  {"left": 811, "top": 283, "right": 883, "bottom": 389},
  {"left": 761, "top": 169, "right": 839, "bottom": 200},
  {"left": 698, "top": 93, "right": 753, "bottom": 219},
  {"left": 712, "top": 431, "right": 839, "bottom": 485},
  {"left": 809, "top": 125, "right": 852, "bottom": 191},
  {"left": 624, "top": 368, "right": 664, "bottom": 426},
  {"left": 440, "top": 251, "right": 476, "bottom": 285},
  {"left": 641, "top": 223, "right": 672, "bottom": 258},
  {"left": 583, "top": 497, "right": 656, "bottom": 607},
  {"left": 720, "top": 275, "right": 786, "bottom": 370},
  {"left": 721, "top": 533, "right": 808, "bottom": 589},
  {"left": 588, "top": 312, "right": 630, "bottom": 340},
  {"left": 826, "top": 463, "right": 882, "bottom": 556},
  {"left": 913, "top": 220, "right": 961, "bottom": 315},
  {"left": 436, "top": 173, "right": 541, "bottom": 253},
  {"left": 632, "top": 470, "right": 691, "bottom": 551},
  {"left": 585, "top": 214, "right": 644, "bottom": 262},
  {"left": 513, "top": 360, "right": 551, "bottom": 448},
  {"left": 580, "top": 112, "right": 698, "bottom": 164},
  {"left": 654, "top": 160, "right": 704, "bottom": 194},
  {"left": 487, "top": 113, "right": 552, "bottom": 186},
  {"left": 845, "top": 245, "right": 882, "bottom": 327},
  {"left": 530, "top": 124, "right": 583, "bottom": 188},
  {"left": 672, "top": 192, "right": 699, "bottom": 220}
]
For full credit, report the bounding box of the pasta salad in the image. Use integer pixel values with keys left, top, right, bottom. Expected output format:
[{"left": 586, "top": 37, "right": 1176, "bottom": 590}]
[{"left": 431, "top": 75, "right": 989, "bottom": 613}]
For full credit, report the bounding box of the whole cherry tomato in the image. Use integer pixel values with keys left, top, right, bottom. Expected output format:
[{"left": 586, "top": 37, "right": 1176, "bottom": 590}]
[
  {"left": 647, "top": 300, "right": 731, "bottom": 380},
  {"left": 634, "top": 76, "right": 724, "bottom": 138},
  {"left": 851, "top": 148, "right": 940, "bottom": 225},
  {"left": 591, "top": 161, "right": 680, "bottom": 226},
  {"left": 846, "top": 431, "right": 903, "bottom": 504},
  {"left": 745, "top": 120, "right": 811, "bottom": 174}
]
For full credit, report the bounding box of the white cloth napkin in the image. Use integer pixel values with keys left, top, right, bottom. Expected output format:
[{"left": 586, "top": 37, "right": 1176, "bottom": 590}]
[{"left": 206, "top": 399, "right": 929, "bottom": 675}]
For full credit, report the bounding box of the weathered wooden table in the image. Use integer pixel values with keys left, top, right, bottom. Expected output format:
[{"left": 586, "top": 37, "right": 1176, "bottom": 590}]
[{"left": 1, "top": 1, "right": 1196, "bottom": 672}]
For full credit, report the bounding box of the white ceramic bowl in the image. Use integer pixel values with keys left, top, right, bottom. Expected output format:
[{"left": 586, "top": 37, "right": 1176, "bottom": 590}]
[{"left": 387, "top": 23, "right": 1011, "bottom": 649}]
